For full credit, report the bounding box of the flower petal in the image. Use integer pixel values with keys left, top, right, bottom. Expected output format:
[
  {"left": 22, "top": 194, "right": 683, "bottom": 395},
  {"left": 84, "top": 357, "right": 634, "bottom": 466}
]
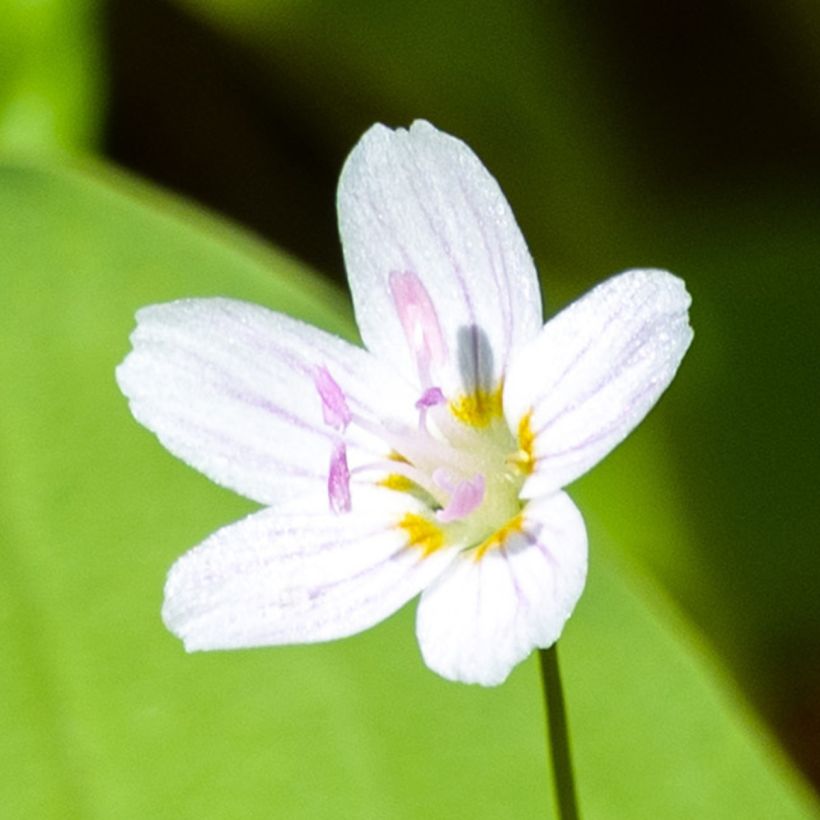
[
  {"left": 116, "top": 297, "right": 417, "bottom": 506},
  {"left": 162, "top": 487, "right": 458, "bottom": 650},
  {"left": 504, "top": 269, "right": 693, "bottom": 497},
  {"left": 415, "top": 492, "right": 587, "bottom": 686},
  {"left": 337, "top": 120, "right": 542, "bottom": 395}
]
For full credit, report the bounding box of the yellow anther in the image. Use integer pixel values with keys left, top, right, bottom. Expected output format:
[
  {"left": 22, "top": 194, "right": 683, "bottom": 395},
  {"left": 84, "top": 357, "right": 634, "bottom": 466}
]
[
  {"left": 449, "top": 384, "right": 504, "bottom": 428},
  {"left": 379, "top": 474, "right": 415, "bottom": 492},
  {"left": 399, "top": 513, "right": 445, "bottom": 557},
  {"left": 516, "top": 410, "right": 536, "bottom": 475},
  {"left": 473, "top": 514, "right": 525, "bottom": 560}
]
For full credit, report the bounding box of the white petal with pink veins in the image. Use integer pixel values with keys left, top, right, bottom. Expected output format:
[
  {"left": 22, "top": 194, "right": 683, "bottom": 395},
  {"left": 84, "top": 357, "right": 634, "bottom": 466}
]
[
  {"left": 116, "top": 297, "right": 417, "bottom": 506},
  {"left": 338, "top": 120, "right": 543, "bottom": 395},
  {"left": 504, "top": 269, "right": 693, "bottom": 498},
  {"left": 163, "top": 487, "right": 459, "bottom": 650},
  {"left": 416, "top": 492, "right": 587, "bottom": 686}
]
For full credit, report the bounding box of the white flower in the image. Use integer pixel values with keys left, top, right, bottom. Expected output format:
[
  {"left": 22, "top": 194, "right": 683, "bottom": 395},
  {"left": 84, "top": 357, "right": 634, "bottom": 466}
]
[{"left": 116, "top": 121, "right": 692, "bottom": 686}]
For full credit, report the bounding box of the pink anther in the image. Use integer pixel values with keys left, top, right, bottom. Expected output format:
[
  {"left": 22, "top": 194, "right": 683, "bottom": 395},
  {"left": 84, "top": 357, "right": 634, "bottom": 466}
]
[
  {"left": 415, "top": 386, "right": 446, "bottom": 410},
  {"left": 314, "top": 366, "right": 352, "bottom": 432},
  {"left": 389, "top": 271, "right": 447, "bottom": 384},
  {"left": 328, "top": 442, "right": 352, "bottom": 514}
]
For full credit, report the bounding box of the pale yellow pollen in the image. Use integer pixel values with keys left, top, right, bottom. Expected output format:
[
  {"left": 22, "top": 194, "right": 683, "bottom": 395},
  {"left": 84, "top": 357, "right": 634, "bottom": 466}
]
[
  {"left": 449, "top": 384, "right": 504, "bottom": 428},
  {"left": 399, "top": 513, "right": 445, "bottom": 557},
  {"left": 473, "top": 514, "right": 525, "bottom": 560}
]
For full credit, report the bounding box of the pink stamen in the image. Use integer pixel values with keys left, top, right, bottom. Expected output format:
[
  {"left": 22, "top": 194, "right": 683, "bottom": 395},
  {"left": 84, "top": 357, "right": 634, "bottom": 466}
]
[
  {"left": 415, "top": 386, "right": 446, "bottom": 431},
  {"left": 314, "top": 366, "right": 352, "bottom": 432},
  {"left": 432, "top": 467, "right": 457, "bottom": 493},
  {"left": 328, "top": 442, "right": 352, "bottom": 514},
  {"left": 436, "top": 474, "right": 486, "bottom": 523},
  {"left": 389, "top": 271, "right": 447, "bottom": 384}
]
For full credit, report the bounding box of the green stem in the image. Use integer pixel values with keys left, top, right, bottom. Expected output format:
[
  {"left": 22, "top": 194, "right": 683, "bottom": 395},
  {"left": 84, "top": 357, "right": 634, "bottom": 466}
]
[{"left": 539, "top": 645, "right": 580, "bottom": 820}]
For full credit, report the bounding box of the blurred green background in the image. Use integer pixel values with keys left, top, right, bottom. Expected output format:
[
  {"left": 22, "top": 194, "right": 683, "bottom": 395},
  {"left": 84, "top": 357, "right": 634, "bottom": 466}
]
[{"left": 2, "top": 0, "right": 818, "bottom": 817}]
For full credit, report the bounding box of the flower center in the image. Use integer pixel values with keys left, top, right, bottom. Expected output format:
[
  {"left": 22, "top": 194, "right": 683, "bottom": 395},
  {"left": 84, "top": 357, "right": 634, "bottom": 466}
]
[{"left": 314, "top": 367, "right": 530, "bottom": 551}]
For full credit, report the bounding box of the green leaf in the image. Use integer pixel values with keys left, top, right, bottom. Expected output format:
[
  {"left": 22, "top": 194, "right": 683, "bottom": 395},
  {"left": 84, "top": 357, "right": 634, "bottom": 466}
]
[{"left": 1, "top": 162, "right": 816, "bottom": 818}]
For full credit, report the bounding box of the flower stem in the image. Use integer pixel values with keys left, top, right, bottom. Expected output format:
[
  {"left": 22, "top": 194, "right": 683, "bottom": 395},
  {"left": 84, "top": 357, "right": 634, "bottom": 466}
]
[{"left": 539, "top": 645, "right": 580, "bottom": 820}]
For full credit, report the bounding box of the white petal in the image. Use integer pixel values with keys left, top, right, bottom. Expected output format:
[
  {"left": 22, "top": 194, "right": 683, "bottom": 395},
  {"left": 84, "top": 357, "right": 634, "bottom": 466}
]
[
  {"left": 116, "top": 297, "right": 417, "bottom": 506},
  {"left": 163, "top": 487, "right": 458, "bottom": 650},
  {"left": 338, "top": 120, "right": 542, "bottom": 395},
  {"left": 504, "top": 269, "right": 693, "bottom": 497},
  {"left": 416, "top": 492, "right": 587, "bottom": 686}
]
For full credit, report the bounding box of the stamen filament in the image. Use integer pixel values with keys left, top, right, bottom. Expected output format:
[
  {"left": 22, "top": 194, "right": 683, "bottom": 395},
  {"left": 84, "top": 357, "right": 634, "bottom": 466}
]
[
  {"left": 351, "top": 459, "right": 444, "bottom": 503},
  {"left": 348, "top": 411, "right": 486, "bottom": 478}
]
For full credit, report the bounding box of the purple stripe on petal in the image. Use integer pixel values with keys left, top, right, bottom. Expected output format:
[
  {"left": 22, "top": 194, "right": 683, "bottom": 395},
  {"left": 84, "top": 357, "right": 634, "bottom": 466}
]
[
  {"left": 533, "top": 376, "right": 664, "bottom": 462},
  {"left": 453, "top": 173, "right": 516, "bottom": 367},
  {"left": 532, "top": 286, "right": 666, "bottom": 438},
  {"left": 159, "top": 411, "right": 324, "bottom": 479},
  {"left": 141, "top": 337, "right": 332, "bottom": 439},
  {"left": 402, "top": 167, "right": 479, "bottom": 332}
]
